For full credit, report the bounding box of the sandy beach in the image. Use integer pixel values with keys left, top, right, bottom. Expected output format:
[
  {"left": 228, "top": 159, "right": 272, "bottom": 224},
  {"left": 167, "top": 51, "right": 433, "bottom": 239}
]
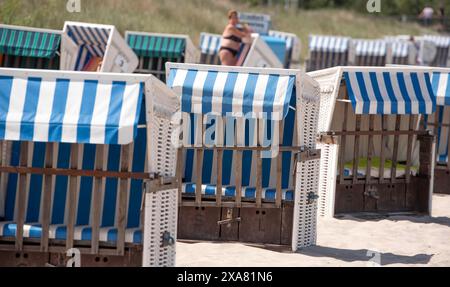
[{"left": 177, "top": 194, "right": 450, "bottom": 267}]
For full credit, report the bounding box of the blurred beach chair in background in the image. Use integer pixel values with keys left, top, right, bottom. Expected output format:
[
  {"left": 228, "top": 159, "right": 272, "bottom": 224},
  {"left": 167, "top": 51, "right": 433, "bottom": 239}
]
[
  {"left": 0, "top": 68, "right": 179, "bottom": 267},
  {"left": 306, "top": 35, "right": 351, "bottom": 72},
  {"left": 126, "top": 31, "right": 199, "bottom": 82},
  {"left": 167, "top": 63, "right": 321, "bottom": 250},
  {"left": 268, "top": 30, "right": 301, "bottom": 68},
  {"left": 63, "top": 21, "right": 138, "bottom": 73},
  {"left": 349, "top": 38, "right": 392, "bottom": 66},
  {"left": 310, "top": 66, "right": 435, "bottom": 218},
  {"left": 0, "top": 24, "right": 77, "bottom": 70},
  {"left": 422, "top": 35, "right": 450, "bottom": 67}
]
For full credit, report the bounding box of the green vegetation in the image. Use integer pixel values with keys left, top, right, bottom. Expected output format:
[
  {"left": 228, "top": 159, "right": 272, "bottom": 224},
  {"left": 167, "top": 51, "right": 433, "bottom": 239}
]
[{"left": 0, "top": 0, "right": 438, "bottom": 60}]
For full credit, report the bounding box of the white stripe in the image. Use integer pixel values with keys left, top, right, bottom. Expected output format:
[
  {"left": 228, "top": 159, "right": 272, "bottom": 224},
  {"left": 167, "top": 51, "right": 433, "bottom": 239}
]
[
  {"left": 117, "top": 83, "right": 141, "bottom": 144},
  {"left": 274, "top": 76, "right": 290, "bottom": 119},
  {"left": 252, "top": 74, "right": 270, "bottom": 116},
  {"left": 191, "top": 71, "right": 209, "bottom": 114},
  {"left": 33, "top": 79, "right": 56, "bottom": 142},
  {"left": 347, "top": 72, "right": 364, "bottom": 114},
  {"left": 437, "top": 73, "right": 449, "bottom": 106},
  {"left": 362, "top": 72, "right": 378, "bottom": 114},
  {"left": 404, "top": 73, "right": 419, "bottom": 114},
  {"left": 417, "top": 73, "right": 434, "bottom": 114},
  {"left": 376, "top": 72, "right": 391, "bottom": 114},
  {"left": 389, "top": 72, "right": 405, "bottom": 114},
  {"left": 61, "top": 80, "right": 84, "bottom": 142},
  {"left": 232, "top": 73, "right": 249, "bottom": 117},
  {"left": 211, "top": 72, "right": 228, "bottom": 115},
  {"left": 5, "top": 77, "right": 28, "bottom": 140},
  {"left": 89, "top": 82, "right": 113, "bottom": 144},
  {"left": 171, "top": 69, "right": 188, "bottom": 98}
]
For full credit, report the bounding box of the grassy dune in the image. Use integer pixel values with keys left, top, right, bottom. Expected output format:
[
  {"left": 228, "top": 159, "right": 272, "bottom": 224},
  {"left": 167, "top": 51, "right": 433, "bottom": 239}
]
[{"left": 0, "top": 0, "right": 436, "bottom": 60}]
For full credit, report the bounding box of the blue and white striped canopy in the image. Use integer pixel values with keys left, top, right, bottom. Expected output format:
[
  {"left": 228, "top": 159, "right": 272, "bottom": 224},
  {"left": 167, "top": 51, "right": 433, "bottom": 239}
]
[
  {"left": 269, "top": 30, "right": 296, "bottom": 52},
  {"left": 431, "top": 71, "right": 450, "bottom": 106},
  {"left": 167, "top": 66, "right": 296, "bottom": 120},
  {"left": 309, "top": 35, "right": 350, "bottom": 53},
  {"left": 66, "top": 23, "right": 111, "bottom": 57},
  {"left": 423, "top": 35, "right": 450, "bottom": 48},
  {"left": 353, "top": 39, "right": 388, "bottom": 57},
  {"left": 0, "top": 70, "right": 143, "bottom": 144},
  {"left": 343, "top": 69, "right": 435, "bottom": 115},
  {"left": 199, "top": 33, "right": 221, "bottom": 56},
  {"left": 391, "top": 41, "right": 412, "bottom": 58}
]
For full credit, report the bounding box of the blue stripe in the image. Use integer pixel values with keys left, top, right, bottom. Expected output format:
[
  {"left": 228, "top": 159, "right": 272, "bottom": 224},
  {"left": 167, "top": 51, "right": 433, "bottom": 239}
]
[
  {"left": 20, "top": 77, "right": 42, "bottom": 141},
  {"left": 262, "top": 75, "right": 279, "bottom": 117},
  {"left": 26, "top": 142, "right": 46, "bottom": 223},
  {"left": 5, "top": 141, "right": 21, "bottom": 221},
  {"left": 410, "top": 73, "right": 426, "bottom": 114},
  {"left": 282, "top": 77, "right": 295, "bottom": 118},
  {"left": 167, "top": 69, "right": 177, "bottom": 88},
  {"left": 48, "top": 79, "right": 70, "bottom": 142},
  {"left": 262, "top": 120, "right": 272, "bottom": 188},
  {"left": 76, "top": 144, "right": 96, "bottom": 225},
  {"left": 242, "top": 119, "right": 256, "bottom": 186},
  {"left": 222, "top": 117, "right": 235, "bottom": 185},
  {"left": 343, "top": 72, "right": 357, "bottom": 109},
  {"left": 437, "top": 106, "right": 444, "bottom": 158},
  {"left": 382, "top": 72, "right": 398, "bottom": 114},
  {"left": 396, "top": 73, "right": 412, "bottom": 114},
  {"left": 105, "top": 81, "right": 126, "bottom": 144},
  {"left": 242, "top": 73, "right": 259, "bottom": 116},
  {"left": 369, "top": 72, "right": 384, "bottom": 114},
  {"left": 424, "top": 73, "right": 436, "bottom": 111},
  {"left": 102, "top": 145, "right": 121, "bottom": 227},
  {"left": 127, "top": 127, "right": 146, "bottom": 228},
  {"left": 184, "top": 114, "right": 195, "bottom": 182},
  {"left": 355, "top": 72, "right": 371, "bottom": 114},
  {"left": 282, "top": 95, "right": 296, "bottom": 189},
  {"left": 181, "top": 70, "right": 198, "bottom": 113},
  {"left": 77, "top": 80, "right": 98, "bottom": 143},
  {"left": 202, "top": 71, "right": 218, "bottom": 114},
  {"left": 202, "top": 116, "right": 215, "bottom": 184},
  {"left": 0, "top": 76, "right": 13, "bottom": 139},
  {"left": 445, "top": 73, "right": 450, "bottom": 106},
  {"left": 51, "top": 143, "right": 71, "bottom": 224},
  {"left": 222, "top": 72, "right": 239, "bottom": 116}
]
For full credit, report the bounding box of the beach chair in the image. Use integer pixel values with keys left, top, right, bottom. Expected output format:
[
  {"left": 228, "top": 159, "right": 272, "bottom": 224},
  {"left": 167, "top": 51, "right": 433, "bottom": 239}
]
[
  {"left": 349, "top": 39, "right": 393, "bottom": 66},
  {"left": 0, "top": 68, "right": 179, "bottom": 267},
  {"left": 238, "top": 12, "right": 271, "bottom": 35},
  {"left": 309, "top": 66, "right": 435, "bottom": 217},
  {"left": 268, "top": 30, "right": 301, "bottom": 68},
  {"left": 306, "top": 35, "right": 351, "bottom": 72},
  {"left": 422, "top": 35, "right": 450, "bottom": 67},
  {"left": 199, "top": 33, "right": 222, "bottom": 65},
  {"left": 384, "top": 38, "right": 417, "bottom": 65},
  {"left": 425, "top": 68, "right": 450, "bottom": 194},
  {"left": 166, "top": 63, "right": 321, "bottom": 250},
  {"left": 0, "top": 24, "right": 78, "bottom": 70},
  {"left": 62, "top": 22, "right": 138, "bottom": 73},
  {"left": 125, "top": 31, "right": 200, "bottom": 82}
]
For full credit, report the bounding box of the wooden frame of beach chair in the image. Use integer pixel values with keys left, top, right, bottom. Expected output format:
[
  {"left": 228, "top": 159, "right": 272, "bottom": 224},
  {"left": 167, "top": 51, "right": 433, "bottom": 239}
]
[
  {"left": 62, "top": 22, "right": 138, "bottom": 73},
  {"left": 166, "top": 63, "right": 321, "bottom": 251},
  {"left": 306, "top": 35, "right": 351, "bottom": 72},
  {"left": 0, "top": 68, "right": 179, "bottom": 267},
  {"left": 349, "top": 39, "right": 393, "bottom": 67},
  {"left": 125, "top": 31, "right": 200, "bottom": 82},
  {"left": 0, "top": 24, "right": 78, "bottom": 70},
  {"left": 310, "top": 66, "right": 435, "bottom": 218}
]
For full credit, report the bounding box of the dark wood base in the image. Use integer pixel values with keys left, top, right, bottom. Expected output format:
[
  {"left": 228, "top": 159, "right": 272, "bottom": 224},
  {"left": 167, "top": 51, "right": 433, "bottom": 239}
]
[
  {"left": 434, "top": 168, "right": 450, "bottom": 195},
  {"left": 177, "top": 203, "right": 294, "bottom": 245},
  {"left": 334, "top": 177, "right": 431, "bottom": 215},
  {"left": 0, "top": 247, "right": 142, "bottom": 267}
]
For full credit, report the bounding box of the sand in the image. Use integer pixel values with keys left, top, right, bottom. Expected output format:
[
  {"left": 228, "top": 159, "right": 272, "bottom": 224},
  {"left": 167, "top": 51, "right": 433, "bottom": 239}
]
[{"left": 176, "top": 194, "right": 450, "bottom": 267}]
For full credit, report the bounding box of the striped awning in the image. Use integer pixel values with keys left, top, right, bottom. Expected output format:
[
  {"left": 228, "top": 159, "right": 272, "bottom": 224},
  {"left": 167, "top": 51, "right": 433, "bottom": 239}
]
[
  {"left": 199, "top": 33, "right": 221, "bottom": 55},
  {"left": 353, "top": 39, "right": 387, "bottom": 57},
  {"left": 423, "top": 35, "right": 450, "bottom": 48},
  {"left": 0, "top": 72, "right": 143, "bottom": 144},
  {"left": 309, "top": 35, "right": 350, "bottom": 53},
  {"left": 343, "top": 70, "right": 435, "bottom": 115},
  {"left": 238, "top": 12, "right": 271, "bottom": 35},
  {"left": 268, "top": 30, "right": 296, "bottom": 51},
  {"left": 167, "top": 67, "right": 295, "bottom": 120},
  {"left": 127, "top": 33, "right": 186, "bottom": 58},
  {"left": 391, "top": 41, "right": 412, "bottom": 58},
  {"left": 66, "top": 24, "right": 111, "bottom": 57},
  {"left": 0, "top": 27, "right": 61, "bottom": 58},
  {"left": 431, "top": 71, "right": 450, "bottom": 106}
]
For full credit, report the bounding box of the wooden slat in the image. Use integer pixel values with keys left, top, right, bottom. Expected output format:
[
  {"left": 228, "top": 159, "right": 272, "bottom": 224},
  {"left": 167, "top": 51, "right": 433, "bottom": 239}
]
[
  {"left": 352, "top": 115, "right": 362, "bottom": 184},
  {"left": 339, "top": 103, "right": 349, "bottom": 184},
  {"left": 40, "top": 143, "right": 54, "bottom": 252},
  {"left": 379, "top": 116, "right": 388, "bottom": 184},
  {"left": 66, "top": 144, "right": 80, "bottom": 250},
  {"left": 216, "top": 149, "right": 223, "bottom": 207},
  {"left": 390, "top": 116, "right": 402, "bottom": 183},
  {"left": 116, "top": 144, "right": 131, "bottom": 256},
  {"left": 365, "top": 115, "right": 375, "bottom": 184},
  {"left": 435, "top": 107, "right": 441, "bottom": 157},
  {"left": 405, "top": 115, "right": 415, "bottom": 183},
  {"left": 91, "top": 145, "right": 105, "bottom": 254},
  {"left": 15, "top": 142, "right": 29, "bottom": 251},
  {"left": 234, "top": 118, "right": 244, "bottom": 207},
  {"left": 256, "top": 150, "right": 262, "bottom": 208},
  {"left": 195, "top": 116, "right": 204, "bottom": 206},
  {"left": 275, "top": 121, "right": 284, "bottom": 208}
]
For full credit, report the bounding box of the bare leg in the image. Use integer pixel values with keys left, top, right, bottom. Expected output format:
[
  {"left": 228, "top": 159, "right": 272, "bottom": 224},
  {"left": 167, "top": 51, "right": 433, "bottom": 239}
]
[{"left": 219, "top": 50, "right": 237, "bottom": 66}]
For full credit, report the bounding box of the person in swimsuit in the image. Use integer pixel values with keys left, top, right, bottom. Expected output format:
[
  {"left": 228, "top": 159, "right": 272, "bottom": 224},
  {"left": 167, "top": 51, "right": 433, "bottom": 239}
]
[{"left": 219, "top": 10, "right": 252, "bottom": 66}]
